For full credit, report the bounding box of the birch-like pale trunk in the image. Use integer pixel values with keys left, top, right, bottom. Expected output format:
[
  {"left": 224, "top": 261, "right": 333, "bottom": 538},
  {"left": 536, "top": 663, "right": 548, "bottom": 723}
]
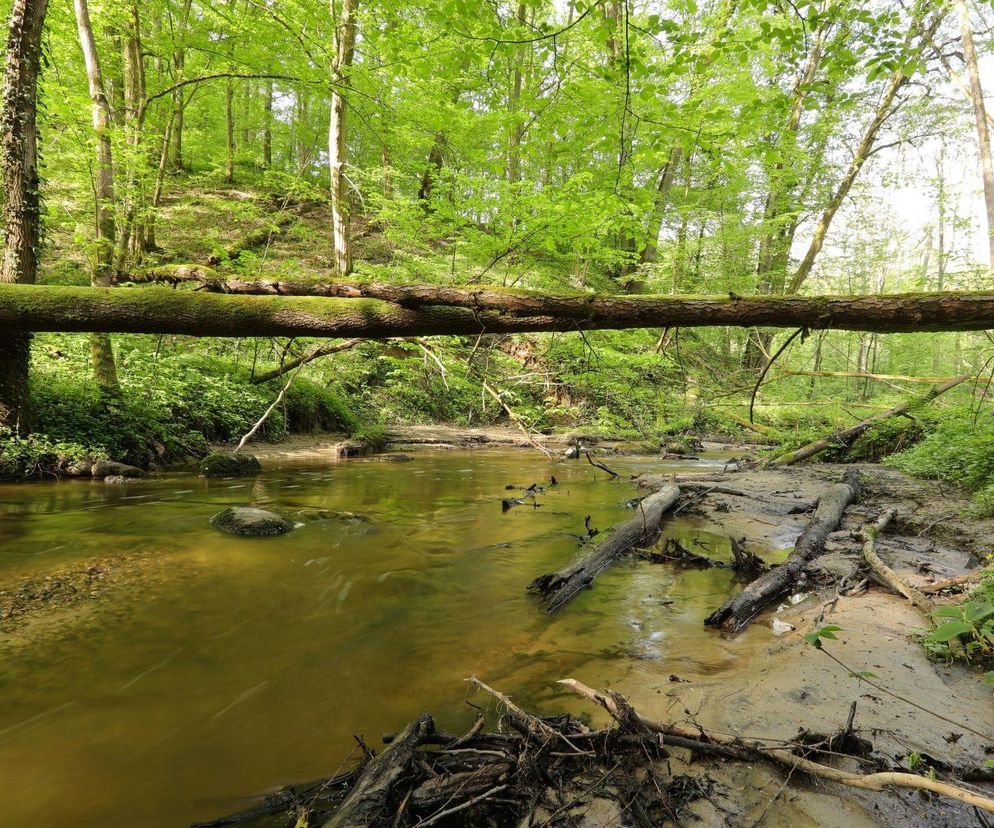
[
  {"left": 954, "top": 0, "right": 994, "bottom": 270},
  {"left": 329, "top": 0, "right": 357, "bottom": 276},
  {"left": 73, "top": 0, "right": 120, "bottom": 393}
]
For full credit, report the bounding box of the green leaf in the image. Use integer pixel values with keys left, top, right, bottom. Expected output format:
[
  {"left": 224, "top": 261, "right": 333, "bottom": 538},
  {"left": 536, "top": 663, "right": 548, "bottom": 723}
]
[{"left": 928, "top": 621, "right": 974, "bottom": 642}]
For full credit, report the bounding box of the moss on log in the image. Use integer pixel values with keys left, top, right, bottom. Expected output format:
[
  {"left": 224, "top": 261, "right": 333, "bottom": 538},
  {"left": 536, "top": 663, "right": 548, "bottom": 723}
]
[{"left": 4, "top": 284, "right": 994, "bottom": 337}]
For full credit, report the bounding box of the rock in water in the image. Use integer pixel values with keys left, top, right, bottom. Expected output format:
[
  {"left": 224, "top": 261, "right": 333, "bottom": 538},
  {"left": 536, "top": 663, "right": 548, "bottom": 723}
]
[
  {"left": 104, "top": 475, "right": 143, "bottom": 485},
  {"left": 199, "top": 452, "right": 262, "bottom": 478},
  {"left": 91, "top": 460, "right": 145, "bottom": 479},
  {"left": 210, "top": 507, "right": 294, "bottom": 537}
]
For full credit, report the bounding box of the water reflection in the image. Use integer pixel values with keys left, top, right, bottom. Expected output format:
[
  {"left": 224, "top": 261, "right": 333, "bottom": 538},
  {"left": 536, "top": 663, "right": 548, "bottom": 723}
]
[{"left": 0, "top": 448, "right": 776, "bottom": 827}]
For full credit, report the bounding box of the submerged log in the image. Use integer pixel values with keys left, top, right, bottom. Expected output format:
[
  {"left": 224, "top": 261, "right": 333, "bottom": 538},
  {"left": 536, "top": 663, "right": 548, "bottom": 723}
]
[
  {"left": 766, "top": 375, "right": 969, "bottom": 466},
  {"left": 705, "top": 468, "right": 861, "bottom": 632},
  {"left": 529, "top": 485, "right": 680, "bottom": 612},
  {"left": 8, "top": 284, "right": 994, "bottom": 338},
  {"left": 324, "top": 712, "right": 434, "bottom": 828}
]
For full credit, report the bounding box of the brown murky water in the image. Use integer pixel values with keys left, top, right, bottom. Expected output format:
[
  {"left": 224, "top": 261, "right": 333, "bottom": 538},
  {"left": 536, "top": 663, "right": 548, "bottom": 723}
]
[{"left": 0, "top": 448, "right": 780, "bottom": 827}]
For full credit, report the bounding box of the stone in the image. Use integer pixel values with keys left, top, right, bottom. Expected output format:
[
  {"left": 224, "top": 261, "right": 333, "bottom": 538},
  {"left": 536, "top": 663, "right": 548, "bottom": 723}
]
[
  {"left": 209, "top": 507, "right": 294, "bottom": 537},
  {"left": 199, "top": 452, "right": 262, "bottom": 478},
  {"left": 104, "top": 475, "right": 143, "bottom": 485},
  {"left": 91, "top": 460, "right": 145, "bottom": 479}
]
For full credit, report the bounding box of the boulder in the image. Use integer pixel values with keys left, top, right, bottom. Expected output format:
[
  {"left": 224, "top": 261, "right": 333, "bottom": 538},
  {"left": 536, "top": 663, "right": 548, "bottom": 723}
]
[
  {"left": 200, "top": 452, "right": 262, "bottom": 478},
  {"left": 210, "top": 507, "right": 294, "bottom": 537},
  {"left": 91, "top": 460, "right": 145, "bottom": 479},
  {"left": 104, "top": 475, "right": 143, "bottom": 485},
  {"left": 65, "top": 460, "right": 94, "bottom": 478}
]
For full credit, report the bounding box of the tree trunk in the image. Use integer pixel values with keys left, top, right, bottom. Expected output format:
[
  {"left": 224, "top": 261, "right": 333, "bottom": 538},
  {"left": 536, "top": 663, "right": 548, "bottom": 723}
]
[
  {"left": 329, "top": 0, "right": 357, "bottom": 276},
  {"left": 73, "top": 0, "right": 120, "bottom": 394},
  {"left": 954, "top": 0, "right": 994, "bottom": 270},
  {"left": 0, "top": 0, "right": 49, "bottom": 431},
  {"left": 225, "top": 74, "right": 235, "bottom": 183},
  {"left": 640, "top": 146, "right": 683, "bottom": 265},
  {"left": 789, "top": 13, "right": 943, "bottom": 293},
  {"left": 9, "top": 284, "right": 994, "bottom": 340},
  {"left": 114, "top": 3, "right": 145, "bottom": 270},
  {"left": 506, "top": 2, "right": 527, "bottom": 187},
  {"left": 262, "top": 77, "right": 273, "bottom": 169},
  {"left": 705, "top": 468, "right": 861, "bottom": 632},
  {"left": 168, "top": 0, "right": 192, "bottom": 172}
]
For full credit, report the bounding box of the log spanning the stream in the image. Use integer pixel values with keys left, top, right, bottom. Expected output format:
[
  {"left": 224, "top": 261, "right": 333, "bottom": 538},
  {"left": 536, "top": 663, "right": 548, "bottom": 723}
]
[
  {"left": 705, "top": 468, "right": 861, "bottom": 632},
  {"left": 529, "top": 485, "right": 681, "bottom": 612},
  {"left": 6, "top": 283, "right": 994, "bottom": 337}
]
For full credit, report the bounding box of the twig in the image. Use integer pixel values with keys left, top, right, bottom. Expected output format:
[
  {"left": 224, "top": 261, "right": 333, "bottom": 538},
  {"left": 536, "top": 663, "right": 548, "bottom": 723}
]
[
  {"left": 414, "top": 784, "right": 508, "bottom": 827},
  {"left": 860, "top": 509, "right": 934, "bottom": 615},
  {"left": 559, "top": 679, "right": 994, "bottom": 815},
  {"left": 234, "top": 367, "right": 299, "bottom": 452}
]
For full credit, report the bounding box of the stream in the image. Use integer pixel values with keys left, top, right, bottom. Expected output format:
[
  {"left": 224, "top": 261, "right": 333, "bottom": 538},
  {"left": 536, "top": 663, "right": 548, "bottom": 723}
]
[{"left": 0, "top": 447, "right": 783, "bottom": 826}]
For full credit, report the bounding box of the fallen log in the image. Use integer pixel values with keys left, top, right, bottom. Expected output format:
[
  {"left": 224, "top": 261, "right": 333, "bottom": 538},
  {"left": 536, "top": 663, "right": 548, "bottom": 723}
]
[
  {"left": 559, "top": 678, "right": 994, "bottom": 816},
  {"left": 206, "top": 215, "right": 296, "bottom": 266},
  {"left": 766, "top": 375, "right": 969, "bottom": 466},
  {"left": 529, "top": 484, "right": 680, "bottom": 612},
  {"left": 705, "top": 468, "right": 861, "bottom": 632},
  {"left": 324, "top": 712, "right": 434, "bottom": 828},
  {"left": 10, "top": 284, "right": 994, "bottom": 337},
  {"left": 859, "top": 509, "right": 935, "bottom": 615}
]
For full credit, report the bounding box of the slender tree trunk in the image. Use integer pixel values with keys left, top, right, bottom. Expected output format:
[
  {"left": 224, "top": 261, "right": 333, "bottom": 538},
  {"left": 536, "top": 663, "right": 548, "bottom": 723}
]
[
  {"left": 115, "top": 4, "right": 145, "bottom": 270},
  {"left": 225, "top": 76, "right": 235, "bottom": 183},
  {"left": 789, "top": 13, "right": 942, "bottom": 293},
  {"left": 262, "top": 77, "right": 273, "bottom": 169},
  {"left": 144, "top": 112, "right": 175, "bottom": 252},
  {"left": 506, "top": 2, "right": 527, "bottom": 187},
  {"left": 168, "top": 0, "right": 192, "bottom": 172},
  {"left": 955, "top": 0, "right": 994, "bottom": 270},
  {"left": 74, "top": 0, "right": 120, "bottom": 394},
  {"left": 0, "top": 0, "right": 49, "bottom": 432},
  {"left": 640, "top": 147, "right": 683, "bottom": 265},
  {"left": 329, "top": 0, "right": 357, "bottom": 276}
]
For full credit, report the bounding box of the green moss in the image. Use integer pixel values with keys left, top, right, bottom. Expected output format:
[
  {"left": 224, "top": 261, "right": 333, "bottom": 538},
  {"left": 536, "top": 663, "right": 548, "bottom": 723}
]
[{"left": 199, "top": 452, "right": 262, "bottom": 478}]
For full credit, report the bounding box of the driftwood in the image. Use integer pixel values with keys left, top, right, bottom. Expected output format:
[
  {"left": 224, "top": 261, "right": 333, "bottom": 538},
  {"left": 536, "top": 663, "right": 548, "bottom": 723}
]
[
  {"left": 324, "top": 713, "right": 434, "bottom": 828},
  {"left": 705, "top": 468, "right": 861, "bottom": 632},
  {"left": 921, "top": 570, "right": 991, "bottom": 594},
  {"left": 766, "top": 375, "right": 969, "bottom": 466},
  {"left": 560, "top": 678, "right": 994, "bottom": 816},
  {"left": 529, "top": 484, "right": 680, "bottom": 612},
  {"left": 859, "top": 509, "right": 935, "bottom": 615}
]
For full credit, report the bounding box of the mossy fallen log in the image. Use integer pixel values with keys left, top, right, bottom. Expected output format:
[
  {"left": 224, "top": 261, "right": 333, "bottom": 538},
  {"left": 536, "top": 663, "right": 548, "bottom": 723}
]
[{"left": 7, "top": 284, "right": 994, "bottom": 338}]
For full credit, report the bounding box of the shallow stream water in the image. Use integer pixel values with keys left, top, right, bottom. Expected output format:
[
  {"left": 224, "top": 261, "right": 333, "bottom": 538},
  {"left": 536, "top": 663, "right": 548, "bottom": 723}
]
[{"left": 0, "top": 448, "right": 783, "bottom": 826}]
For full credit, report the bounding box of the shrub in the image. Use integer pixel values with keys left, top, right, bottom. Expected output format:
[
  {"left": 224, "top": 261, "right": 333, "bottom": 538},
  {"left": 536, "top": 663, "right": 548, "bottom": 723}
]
[
  {"left": 0, "top": 429, "right": 102, "bottom": 481},
  {"left": 282, "top": 379, "right": 360, "bottom": 433},
  {"left": 887, "top": 412, "right": 994, "bottom": 491}
]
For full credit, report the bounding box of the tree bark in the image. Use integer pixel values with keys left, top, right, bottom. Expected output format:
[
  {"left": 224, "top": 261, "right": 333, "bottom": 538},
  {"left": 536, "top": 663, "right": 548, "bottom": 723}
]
[
  {"left": 114, "top": 3, "right": 146, "bottom": 270},
  {"left": 329, "top": 0, "right": 357, "bottom": 276},
  {"left": 704, "top": 468, "right": 861, "bottom": 632},
  {"left": 7, "top": 285, "right": 994, "bottom": 338},
  {"left": 323, "top": 713, "right": 435, "bottom": 828},
  {"left": 0, "top": 0, "right": 49, "bottom": 431},
  {"left": 954, "top": 0, "right": 994, "bottom": 270},
  {"left": 73, "top": 0, "right": 120, "bottom": 394},
  {"left": 767, "top": 374, "right": 969, "bottom": 466},
  {"left": 529, "top": 485, "right": 681, "bottom": 612}
]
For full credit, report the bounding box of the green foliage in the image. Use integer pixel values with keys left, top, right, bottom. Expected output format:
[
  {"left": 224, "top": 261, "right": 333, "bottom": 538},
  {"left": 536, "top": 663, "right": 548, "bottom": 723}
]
[
  {"left": 282, "top": 379, "right": 360, "bottom": 434},
  {"left": 887, "top": 411, "right": 994, "bottom": 492},
  {"left": 0, "top": 428, "right": 102, "bottom": 481},
  {"left": 922, "top": 571, "right": 994, "bottom": 669},
  {"left": 803, "top": 624, "right": 843, "bottom": 649},
  {"left": 846, "top": 412, "right": 938, "bottom": 462}
]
